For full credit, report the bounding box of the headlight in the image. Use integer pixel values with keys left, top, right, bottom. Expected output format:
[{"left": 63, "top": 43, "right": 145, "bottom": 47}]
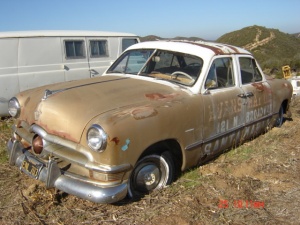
[
  {"left": 87, "top": 124, "right": 107, "bottom": 152},
  {"left": 8, "top": 97, "right": 21, "bottom": 118}
]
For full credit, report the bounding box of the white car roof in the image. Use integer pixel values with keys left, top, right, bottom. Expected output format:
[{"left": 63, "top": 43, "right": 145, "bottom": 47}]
[
  {"left": 0, "top": 30, "right": 138, "bottom": 38},
  {"left": 126, "top": 40, "right": 251, "bottom": 58}
]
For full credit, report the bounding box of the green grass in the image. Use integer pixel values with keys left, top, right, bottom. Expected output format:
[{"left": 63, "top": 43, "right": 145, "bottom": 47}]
[
  {"left": 0, "top": 119, "right": 13, "bottom": 163},
  {"left": 177, "top": 168, "right": 204, "bottom": 189}
]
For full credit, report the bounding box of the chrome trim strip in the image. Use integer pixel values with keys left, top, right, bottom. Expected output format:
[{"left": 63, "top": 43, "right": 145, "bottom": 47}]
[{"left": 185, "top": 114, "right": 273, "bottom": 151}]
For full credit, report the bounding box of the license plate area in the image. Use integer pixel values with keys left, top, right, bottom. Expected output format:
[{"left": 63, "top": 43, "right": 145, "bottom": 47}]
[{"left": 20, "top": 156, "right": 43, "bottom": 179}]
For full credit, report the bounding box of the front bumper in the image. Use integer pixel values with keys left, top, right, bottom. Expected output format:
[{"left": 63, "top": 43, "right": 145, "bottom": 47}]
[{"left": 7, "top": 139, "right": 128, "bottom": 204}]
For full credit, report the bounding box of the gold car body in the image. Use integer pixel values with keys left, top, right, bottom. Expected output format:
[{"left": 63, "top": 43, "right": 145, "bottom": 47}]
[{"left": 7, "top": 41, "right": 292, "bottom": 203}]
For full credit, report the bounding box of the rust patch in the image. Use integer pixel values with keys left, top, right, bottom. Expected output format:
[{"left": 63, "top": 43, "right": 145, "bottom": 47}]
[
  {"left": 36, "top": 121, "right": 78, "bottom": 143},
  {"left": 111, "top": 137, "right": 120, "bottom": 145},
  {"left": 251, "top": 83, "right": 265, "bottom": 91},
  {"left": 145, "top": 93, "right": 178, "bottom": 100},
  {"left": 223, "top": 44, "right": 240, "bottom": 53},
  {"left": 131, "top": 106, "right": 158, "bottom": 120}
]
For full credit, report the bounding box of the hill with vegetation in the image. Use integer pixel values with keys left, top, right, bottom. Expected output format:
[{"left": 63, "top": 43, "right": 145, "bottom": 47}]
[
  {"left": 140, "top": 26, "right": 300, "bottom": 76},
  {"left": 217, "top": 26, "right": 300, "bottom": 74},
  {"left": 140, "top": 35, "right": 204, "bottom": 42}
]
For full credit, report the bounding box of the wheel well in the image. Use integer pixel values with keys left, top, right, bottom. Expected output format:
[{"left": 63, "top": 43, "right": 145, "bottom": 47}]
[
  {"left": 282, "top": 99, "right": 289, "bottom": 114},
  {"left": 139, "top": 140, "right": 183, "bottom": 175}
]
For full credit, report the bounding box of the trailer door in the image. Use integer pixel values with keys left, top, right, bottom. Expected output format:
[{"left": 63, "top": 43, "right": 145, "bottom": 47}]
[
  {"left": 86, "top": 37, "right": 117, "bottom": 77},
  {"left": 61, "top": 38, "right": 90, "bottom": 81}
]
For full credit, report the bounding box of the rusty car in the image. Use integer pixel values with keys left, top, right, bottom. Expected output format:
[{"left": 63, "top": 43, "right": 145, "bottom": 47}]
[{"left": 7, "top": 41, "right": 292, "bottom": 203}]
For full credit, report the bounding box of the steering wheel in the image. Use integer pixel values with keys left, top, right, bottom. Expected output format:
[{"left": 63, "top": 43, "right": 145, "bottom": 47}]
[{"left": 171, "top": 71, "right": 194, "bottom": 81}]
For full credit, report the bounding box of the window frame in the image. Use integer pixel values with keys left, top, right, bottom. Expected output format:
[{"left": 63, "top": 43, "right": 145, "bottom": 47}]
[
  {"left": 64, "top": 40, "right": 86, "bottom": 59},
  {"left": 89, "top": 39, "right": 109, "bottom": 58},
  {"left": 204, "top": 57, "right": 235, "bottom": 90},
  {"left": 239, "top": 57, "right": 263, "bottom": 85}
]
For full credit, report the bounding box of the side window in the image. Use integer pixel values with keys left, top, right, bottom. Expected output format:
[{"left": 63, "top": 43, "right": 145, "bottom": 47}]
[
  {"left": 65, "top": 40, "right": 85, "bottom": 59},
  {"left": 122, "top": 38, "right": 138, "bottom": 51},
  {"left": 90, "top": 40, "right": 108, "bottom": 57},
  {"left": 239, "top": 57, "right": 262, "bottom": 84},
  {"left": 205, "top": 57, "right": 234, "bottom": 89}
]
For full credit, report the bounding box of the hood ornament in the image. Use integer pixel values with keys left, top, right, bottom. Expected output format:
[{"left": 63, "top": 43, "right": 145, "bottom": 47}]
[{"left": 42, "top": 89, "right": 62, "bottom": 100}]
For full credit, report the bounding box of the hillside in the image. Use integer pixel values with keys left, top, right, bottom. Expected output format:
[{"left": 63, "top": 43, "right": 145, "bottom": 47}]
[
  {"left": 217, "top": 26, "right": 300, "bottom": 73},
  {"left": 140, "top": 26, "right": 300, "bottom": 76},
  {"left": 139, "top": 35, "right": 204, "bottom": 42}
]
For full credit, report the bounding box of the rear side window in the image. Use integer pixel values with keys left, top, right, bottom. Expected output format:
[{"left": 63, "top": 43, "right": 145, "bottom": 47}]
[
  {"left": 239, "top": 57, "right": 262, "bottom": 84},
  {"left": 65, "top": 40, "right": 85, "bottom": 59},
  {"left": 122, "top": 39, "right": 138, "bottom": 51},
  {"left": 90, "top": 40, "right": 108, "bottom": 57}
]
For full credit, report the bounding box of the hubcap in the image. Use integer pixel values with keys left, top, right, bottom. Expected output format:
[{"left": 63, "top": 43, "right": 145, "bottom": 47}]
[{"left": 135, "top": 164, "right": 160, "bottom": 192}]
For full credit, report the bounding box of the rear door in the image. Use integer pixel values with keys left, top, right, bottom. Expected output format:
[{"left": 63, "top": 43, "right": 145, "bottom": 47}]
[
  {"left": 238, "top": 56, "right": 272, "bottom": 139},
  {"left": 86, "top": 37, "right": 117, "bottom": 77},
  {"left": 61, "top": 37, "right": 90, "bottom": 81}
]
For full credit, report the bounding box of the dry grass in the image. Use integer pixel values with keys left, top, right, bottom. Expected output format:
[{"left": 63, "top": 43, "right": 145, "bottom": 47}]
[{"left": 1, "top": 100, "right": 300, "bottom": 224}]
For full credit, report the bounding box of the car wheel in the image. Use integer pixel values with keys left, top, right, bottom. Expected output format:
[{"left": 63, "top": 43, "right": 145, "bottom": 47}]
[
  {"left": 275, "top": 105, "right": 284, "bottom": 127},
  {"left": 128, "top": 151, "right": 175, "bottom": 198}
]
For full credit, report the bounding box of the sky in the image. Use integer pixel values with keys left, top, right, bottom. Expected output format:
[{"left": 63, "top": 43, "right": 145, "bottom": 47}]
[{"left": 0, "top": 0, "right": 299, "bottom": 40}]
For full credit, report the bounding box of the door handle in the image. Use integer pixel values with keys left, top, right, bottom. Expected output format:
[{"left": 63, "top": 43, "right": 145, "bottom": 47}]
[
  {"left": 245, "top": 92, "right": 254, "bottom": 98},
  {"left": 237, "top": 93, "right": 247, "bottom": 98},
  {"left": 89, "top": 69, "right": 99, "bottom": 77},
  {"left": 63, "top": 65, "right": 69, "bottom": 71},
  {"left": 237, "top": 92, "right": 254, "bottom": 98}
]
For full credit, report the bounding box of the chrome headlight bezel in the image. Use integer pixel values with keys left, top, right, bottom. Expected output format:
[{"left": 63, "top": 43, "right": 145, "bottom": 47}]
[
  {"left": 8, "top": 97, "right": 21, "bottom": 118},
  {"left": 87, "top": 124, "right": 107, "bottom": 152}
]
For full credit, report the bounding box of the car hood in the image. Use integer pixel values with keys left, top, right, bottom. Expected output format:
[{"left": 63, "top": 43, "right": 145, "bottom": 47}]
[{"left": 17, "top": 75, "right": 186, "bottom": 143}]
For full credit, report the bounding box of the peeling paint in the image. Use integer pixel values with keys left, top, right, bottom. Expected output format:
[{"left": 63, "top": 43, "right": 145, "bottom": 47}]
[
  {"left": 131, "top": 106, "right": 158, "bottom": 120},
  {"left": 145, "top": 93, "right": 178, "bottom": 101},
  {"left": 121, "top": 139, "right": 130, "bottom": 151},
  {"left": 251, "top": 83, "right": 265, "bottom": 91}
]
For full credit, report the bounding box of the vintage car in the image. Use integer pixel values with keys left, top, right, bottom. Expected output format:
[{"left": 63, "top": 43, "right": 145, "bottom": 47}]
[{"left": 7, "top": 41, "right": 292, "bottom": 204}]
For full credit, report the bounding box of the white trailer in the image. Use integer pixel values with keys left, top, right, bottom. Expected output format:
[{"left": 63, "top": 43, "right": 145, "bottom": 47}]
[{"left": 0, "top": 30, "right": 139, "bottom": 116}]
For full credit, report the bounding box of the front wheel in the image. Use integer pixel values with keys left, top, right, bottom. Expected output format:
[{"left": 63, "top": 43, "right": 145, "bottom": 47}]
[{"left": 128, "top": 152, "right": 175, "bottom": 198}]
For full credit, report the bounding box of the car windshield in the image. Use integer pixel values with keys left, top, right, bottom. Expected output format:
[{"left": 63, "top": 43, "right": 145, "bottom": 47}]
[{"left": 107, "top": 49, "right": 203, "bottom": 86}]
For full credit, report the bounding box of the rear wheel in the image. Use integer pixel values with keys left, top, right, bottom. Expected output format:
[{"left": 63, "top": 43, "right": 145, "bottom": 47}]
[
  {"left": 275, "top": 105, "right": 284, "bottom": 127},
  {"left": 128, "top": 151, "right": 175, "bottom": 198}
]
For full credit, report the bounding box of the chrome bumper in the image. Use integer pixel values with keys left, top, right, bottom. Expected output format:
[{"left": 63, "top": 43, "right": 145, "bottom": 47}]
[{"left": 7, "top": 139, "right": 128, "bottom": 204}]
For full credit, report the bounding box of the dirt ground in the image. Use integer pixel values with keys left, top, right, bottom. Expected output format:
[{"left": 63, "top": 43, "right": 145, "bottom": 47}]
[{"left": 0, "top": 99, "right": 299, "bottom": 225}]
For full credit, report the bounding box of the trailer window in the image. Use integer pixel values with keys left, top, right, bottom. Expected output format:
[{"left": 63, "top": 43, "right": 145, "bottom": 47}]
[
  {"left": 65, "top": 40, "right": 85, "bottom": 59},
  {"left": 122, "top": 39, "right": 138, "bottom": 51},
  {"left": 90, "top": 40, "right": 108, "bottom": 57}
]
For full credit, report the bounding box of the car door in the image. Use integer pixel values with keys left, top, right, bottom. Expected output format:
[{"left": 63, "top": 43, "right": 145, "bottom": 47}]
[
  {"left": 238, "top": 57, "right": 272, "bottom": 139},
  {"left": 201, "top": 57, "right": 245, "bottom": 156}
]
